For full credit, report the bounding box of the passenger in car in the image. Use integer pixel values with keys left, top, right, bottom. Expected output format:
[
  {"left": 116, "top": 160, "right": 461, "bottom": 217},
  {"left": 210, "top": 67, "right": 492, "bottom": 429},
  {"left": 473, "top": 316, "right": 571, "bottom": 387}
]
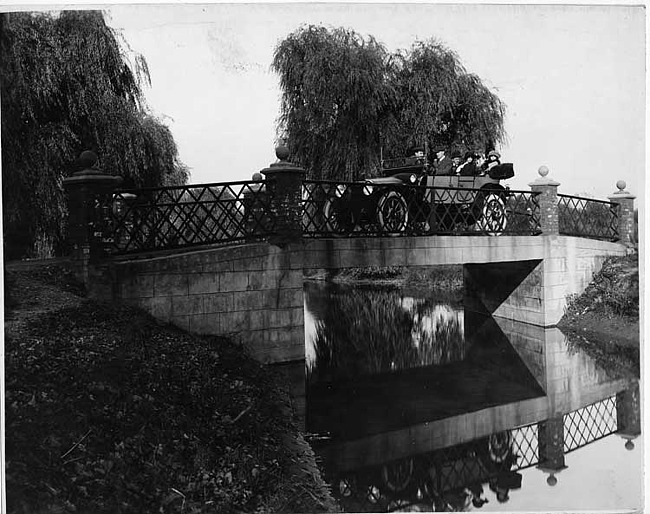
[
  {"left": 434, "top": 147, "right": 454, "bottom": 175},
  {"left": 475, "top": 154, "right": 486, "bottom": 174},
  {"left": 458, "top": 152, "right": 478, "bottom": 176},
  {"left": 480, "top": 150, "right": 501, "bottom": 173},
  {"left": 451, "top": 150, "right": 462, "bottom": 172}
]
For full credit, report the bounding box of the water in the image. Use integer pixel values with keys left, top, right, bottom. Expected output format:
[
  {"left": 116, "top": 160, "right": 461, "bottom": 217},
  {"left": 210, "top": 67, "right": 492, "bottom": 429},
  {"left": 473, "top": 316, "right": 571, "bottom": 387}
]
[{"left": 302, "top": 281, "right": 642, "bottom": 512}]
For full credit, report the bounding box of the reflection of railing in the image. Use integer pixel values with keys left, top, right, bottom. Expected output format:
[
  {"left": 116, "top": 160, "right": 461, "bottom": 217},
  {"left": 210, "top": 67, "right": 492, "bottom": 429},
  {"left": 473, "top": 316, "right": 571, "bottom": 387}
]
[
  {"left": 564, "top": 395, "right": 617, "bottom": 452},
  {"left": 330, "top": 395, "right": 623, "bottom": 512},
  {"left": 558, "top": 194, "right": 619, "bottom": 241},
  {"left": 508, "top": 395, "right": 618, "bottom": 471},
  {"left": 97, "top": 181, "right": 274, "bottom": 254},
  {"left": 302, "top": 180, "right": 542, "bottom": 237}
]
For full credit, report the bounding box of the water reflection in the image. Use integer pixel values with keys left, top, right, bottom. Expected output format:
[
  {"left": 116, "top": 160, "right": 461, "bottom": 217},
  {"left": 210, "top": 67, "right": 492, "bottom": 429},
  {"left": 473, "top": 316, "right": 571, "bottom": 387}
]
[
  {"left": 302, "top": 281, "right": 641, "bottom": 512},
  {"left": 305, "top": 282, "right": 466, "bottom": 381}
]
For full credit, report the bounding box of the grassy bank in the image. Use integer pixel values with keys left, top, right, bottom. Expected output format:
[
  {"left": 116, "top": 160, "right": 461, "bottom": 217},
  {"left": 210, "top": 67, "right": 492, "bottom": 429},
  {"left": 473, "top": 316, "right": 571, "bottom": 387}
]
[
  {"left": 4, "top": 262, "right": 338, "bottom": 514},
  {"left": 559, "top": 253, "right": 640, "bottom": 377}
]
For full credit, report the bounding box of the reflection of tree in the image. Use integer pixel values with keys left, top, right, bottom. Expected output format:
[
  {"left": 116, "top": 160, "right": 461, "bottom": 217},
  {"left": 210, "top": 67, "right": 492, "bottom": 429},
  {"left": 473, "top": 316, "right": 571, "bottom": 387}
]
[
  {"left": 411, "top": 303, "right": 466, "bottom": 368},
  {"left": 308, "top": 287, "right": 466, "bottom": 383},
  {"left": 563, "top": 330, "right": 639, "bottom": 380}
]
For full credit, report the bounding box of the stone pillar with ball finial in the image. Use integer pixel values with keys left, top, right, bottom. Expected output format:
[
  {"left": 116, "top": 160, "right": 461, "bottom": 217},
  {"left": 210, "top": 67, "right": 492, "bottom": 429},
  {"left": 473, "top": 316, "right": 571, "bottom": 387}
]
[
  {"left": 259, "top": 145, "right": 306, "bottom": 247},
  {"left": 536, "top": 416, "right": 567, "bottom": 486},
  {"left": 63, "top": 150, "right": 122, "bottom": 288},
  {"left": 529, "top": 165, "right": 560, "bottom": 235},
  {"left": 608, "top": 180, "right": 636, "bottom": 246},
  {"left": 616, "top": 381, "right": 641, "bottom": 450}
]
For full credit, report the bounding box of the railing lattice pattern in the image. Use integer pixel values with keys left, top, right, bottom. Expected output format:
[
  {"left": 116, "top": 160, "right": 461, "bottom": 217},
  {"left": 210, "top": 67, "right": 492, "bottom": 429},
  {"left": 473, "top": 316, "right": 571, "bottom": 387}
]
[
  {"left": 93, "top": 179, "right": 623, "bottom": 255},
  {"left": 558, "top": 194, "right": 619, "bottom": 241},
  {"left": 97, "top": 181, "right": 275, "bottom": 254},
  {"left": 563, "top": 396, "right": 617, "bottom": 452},
  {"left": 302, "top": 180, "right": 541, "bottom": 237}
]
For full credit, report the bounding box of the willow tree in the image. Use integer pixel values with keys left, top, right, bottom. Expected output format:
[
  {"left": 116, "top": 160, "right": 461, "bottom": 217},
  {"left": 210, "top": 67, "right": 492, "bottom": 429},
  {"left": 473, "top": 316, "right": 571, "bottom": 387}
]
[
  {"left": 1, "top": 10, "right": 189, "bottom": 259},
  {"left": 272, "top": 25, "right": 395, "bottom": 181},
  {"left": 384, "top": 39, "right": 506, "bottom": 158},
  {"left": 383, "top": 40, "right": 466, "bottom": 157},
  {"left": 273, "top": 27, "right": 506, "bottom": 179}
]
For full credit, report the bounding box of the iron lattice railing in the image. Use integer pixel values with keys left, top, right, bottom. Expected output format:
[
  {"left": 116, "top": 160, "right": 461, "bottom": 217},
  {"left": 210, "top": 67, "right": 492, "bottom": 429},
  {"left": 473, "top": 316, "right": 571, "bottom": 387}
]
[
  {"left": 96, "top": 180, "right": 275, "bottom": 255},
  {"left": 510, "top": 422, "right": 540, "bottom": 469},
  {"left": 558, "top": 194, "right": 619, "bottom": 241},
  {"left": 563, "top": 395, "right": 618, "bottom": 452},
  {"left": 94, "top": 180, "right": 621, "bottom": 254},
  {"left": 302, "top": 180, "right": 542, "bottom": 237},
  {"left": 507, "top": 395, "right": 618, "bottom": 472},
  {"left": 330, "top": 395, "right": 622, "bottom": 512}
]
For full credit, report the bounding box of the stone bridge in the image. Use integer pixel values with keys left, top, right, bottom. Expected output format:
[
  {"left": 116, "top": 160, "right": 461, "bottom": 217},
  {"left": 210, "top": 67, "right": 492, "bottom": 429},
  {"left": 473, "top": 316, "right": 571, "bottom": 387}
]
[{"left": 63, "top": 150, "right": 636, "bottom": 364}]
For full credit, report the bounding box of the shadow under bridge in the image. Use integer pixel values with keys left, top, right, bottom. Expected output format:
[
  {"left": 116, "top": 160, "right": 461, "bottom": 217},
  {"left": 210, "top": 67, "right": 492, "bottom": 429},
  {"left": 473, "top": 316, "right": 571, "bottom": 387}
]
[{"left": 303, "top": 234, "right": 624, "bottom": 327}]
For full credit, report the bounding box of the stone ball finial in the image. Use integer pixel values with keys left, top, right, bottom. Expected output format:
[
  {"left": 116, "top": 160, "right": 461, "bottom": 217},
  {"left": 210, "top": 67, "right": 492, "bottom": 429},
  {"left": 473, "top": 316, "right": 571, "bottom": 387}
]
[
  {"left": 77, "top": 150, "right": 98, "bottom": 169},
  {"left": 538, "top": 165, "right": 549, "bottom": 178},
  {"left": 546, "top": 474, "right": 558, "bottom": 486},
  {"left": 616, "top": 180, "right": 627, "bottom": 192},
  {"left": 625, "top": 439, "right": 635, "bottom": 451},
  {"left": 275, "top": 146, "right": 290, "bottom": 161}
]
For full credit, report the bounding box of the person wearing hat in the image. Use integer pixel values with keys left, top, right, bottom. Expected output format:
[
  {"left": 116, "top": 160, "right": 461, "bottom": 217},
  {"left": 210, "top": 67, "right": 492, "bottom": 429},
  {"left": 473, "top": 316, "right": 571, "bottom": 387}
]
[
  {"left": 458, "top": 151, "right": 478, "bottom": 176},
  {"left": 481, "top": 150, "right": 501, "bottom": 173},
  {"left": 434, "top": 146, "right": 454, "bottom": 175},
  {"left": 451, "top": 150, "right": 462, "bottom": 172}
]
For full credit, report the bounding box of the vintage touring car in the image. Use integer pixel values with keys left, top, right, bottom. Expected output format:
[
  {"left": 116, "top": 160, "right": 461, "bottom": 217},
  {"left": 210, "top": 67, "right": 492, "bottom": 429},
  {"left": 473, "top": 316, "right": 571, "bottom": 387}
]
[{"left": 323, "top": 153, "right": 514, "bottom": 235}]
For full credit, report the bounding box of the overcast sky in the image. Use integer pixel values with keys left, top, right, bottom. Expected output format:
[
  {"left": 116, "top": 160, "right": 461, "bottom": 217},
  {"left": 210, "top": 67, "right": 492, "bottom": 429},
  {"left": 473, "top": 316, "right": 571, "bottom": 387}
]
[
  {"left": 98, "top": 3, "right": 646, "bottom": 203},
  {"left": 1, "top": 2, "right": 644, "bottom": 202}
]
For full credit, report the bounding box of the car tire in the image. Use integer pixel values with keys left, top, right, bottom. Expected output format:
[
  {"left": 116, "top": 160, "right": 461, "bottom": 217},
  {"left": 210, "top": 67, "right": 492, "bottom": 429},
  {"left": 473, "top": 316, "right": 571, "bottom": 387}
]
[
  {"left": 381, "top": 458, "right": 414, "bottom": 492},
  {"left": 475, "top": 192, "right": 507, "bottom": 235},
  {"left": 323, "top": 197, "right": 352, "bottom": 233},
  {"left": 478, "top": 431, "right": 514, "bottom": 472},
  {"left": 377, "top": 190, "right": 409, "bottom": 233}
]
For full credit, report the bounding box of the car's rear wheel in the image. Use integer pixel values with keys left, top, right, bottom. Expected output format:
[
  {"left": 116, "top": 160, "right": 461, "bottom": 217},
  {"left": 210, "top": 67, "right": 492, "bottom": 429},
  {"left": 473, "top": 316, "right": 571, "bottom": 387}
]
[
  {"left": 475, "top": 192, "right": 507, "bottom": 235},
  {"left": 323, "top": 197, "right": 352, "bottom": 233},
  {"left": 377, "top": 190, "right": 409, "bottom": 233}
]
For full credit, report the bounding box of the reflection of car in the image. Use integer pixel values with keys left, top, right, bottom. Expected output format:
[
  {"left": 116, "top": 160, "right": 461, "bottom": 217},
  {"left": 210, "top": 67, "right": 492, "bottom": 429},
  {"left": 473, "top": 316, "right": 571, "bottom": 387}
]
[
  {"left": 329, "top": 431, "right": 517, "bottom": 512},
  {"left": 323, "top": 155, "right": 514, "bottom": 235}
]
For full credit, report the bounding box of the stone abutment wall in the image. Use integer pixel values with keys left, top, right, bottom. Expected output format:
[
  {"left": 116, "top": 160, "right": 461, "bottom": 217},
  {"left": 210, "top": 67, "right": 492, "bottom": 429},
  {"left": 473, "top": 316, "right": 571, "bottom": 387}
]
[{"left": 111, "top": 242, "right": 304, "bottom": 363}]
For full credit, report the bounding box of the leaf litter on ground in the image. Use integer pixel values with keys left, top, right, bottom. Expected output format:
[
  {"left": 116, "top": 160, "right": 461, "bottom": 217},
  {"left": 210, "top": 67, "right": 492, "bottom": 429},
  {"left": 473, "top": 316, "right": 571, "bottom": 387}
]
[{"left": 4, "top": 262, "right": 339, "bottom": 514}]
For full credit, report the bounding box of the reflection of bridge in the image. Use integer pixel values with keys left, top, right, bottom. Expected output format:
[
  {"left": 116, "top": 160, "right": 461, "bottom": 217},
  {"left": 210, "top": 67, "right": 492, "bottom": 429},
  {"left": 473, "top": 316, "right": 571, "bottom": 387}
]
[
  {"left": 64, "top": 148, "right": 636, "bottom": 363},
  {"left": 302, "top": 313, "right": 640, "bottom": 512}
]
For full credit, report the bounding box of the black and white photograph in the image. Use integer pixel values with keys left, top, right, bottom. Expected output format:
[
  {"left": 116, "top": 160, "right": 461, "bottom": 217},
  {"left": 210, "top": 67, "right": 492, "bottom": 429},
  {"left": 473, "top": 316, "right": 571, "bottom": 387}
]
[{"left": 1, "top": 2, "right": 644, "bottom": 513}]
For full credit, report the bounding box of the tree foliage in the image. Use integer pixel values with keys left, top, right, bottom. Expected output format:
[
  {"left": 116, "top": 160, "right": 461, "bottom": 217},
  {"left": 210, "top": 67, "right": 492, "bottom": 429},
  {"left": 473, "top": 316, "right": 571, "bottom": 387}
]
[
  {"left": 1, "top": 10, "right": 189, "bottom": 259},
  {"left": 273, "top": 26, "right": 507, "bottom": 180},
  {"left": 272, "top": 25, "right": 395, "bottom": 181}
]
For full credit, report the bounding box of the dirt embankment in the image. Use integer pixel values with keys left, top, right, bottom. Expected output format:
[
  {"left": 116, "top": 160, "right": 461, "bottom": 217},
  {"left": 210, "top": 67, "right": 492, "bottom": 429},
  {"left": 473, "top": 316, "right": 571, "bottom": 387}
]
[
  {"left": 558, "top": 254, "right": 639, "bottom": 344},
  {"left": 558, "top": 254, "right": 640, "bottom": 376},
  {"left": 3, "top": 260, "right": 339, "bottom": 514}
]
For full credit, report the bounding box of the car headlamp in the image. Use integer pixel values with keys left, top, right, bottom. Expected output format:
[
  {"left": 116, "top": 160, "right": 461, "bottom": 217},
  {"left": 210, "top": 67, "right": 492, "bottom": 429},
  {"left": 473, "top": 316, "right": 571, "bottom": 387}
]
[
  {"left": 409, "top": 174, "right": 417, "bottom": 183},
  {"left": 335, "top": 184, "right": 347, "bottom": 198},
  {"left": 363, "top": 184, "right": 374, "bottom": 196}
]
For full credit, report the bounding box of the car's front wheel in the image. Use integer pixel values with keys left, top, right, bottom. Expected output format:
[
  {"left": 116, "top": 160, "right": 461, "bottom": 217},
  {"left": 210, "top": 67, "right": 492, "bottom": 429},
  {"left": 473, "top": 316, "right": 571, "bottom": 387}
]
[
  {"left": 377, "top": 190, "right": 409, "bottom": 233},
  {"left": 381, "top": 458, "right": 414, "bottom": 492},
  {"left": 475, "top": 192, "right": 507, "bottom": 235}
]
